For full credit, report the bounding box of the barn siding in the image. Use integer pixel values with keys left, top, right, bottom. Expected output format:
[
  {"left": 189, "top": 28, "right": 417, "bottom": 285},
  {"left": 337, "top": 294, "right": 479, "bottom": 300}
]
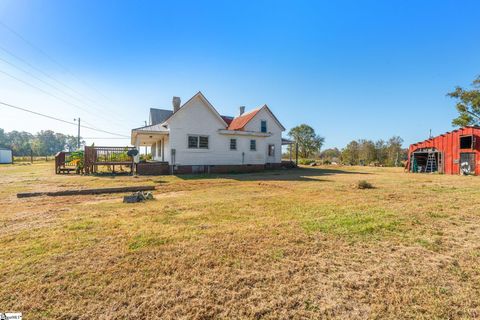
[{"left": 408, "top": 127, "right": 480, "bottom": 175}]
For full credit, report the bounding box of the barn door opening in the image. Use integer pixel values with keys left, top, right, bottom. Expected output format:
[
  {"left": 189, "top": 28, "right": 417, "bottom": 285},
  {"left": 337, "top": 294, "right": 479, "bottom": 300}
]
[
  {"left": 460, "top": 153, "right": 476, "bottom": 175},
  {"left": 411, "top": 148, "right": 439, "bottom": 173}
]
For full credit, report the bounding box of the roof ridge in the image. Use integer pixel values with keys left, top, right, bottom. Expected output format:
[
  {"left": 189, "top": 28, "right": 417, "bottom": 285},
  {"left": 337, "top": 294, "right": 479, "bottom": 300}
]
[
  {"left": 236, "top": 106, "right": 262, "bottom": 118},
  {"left": 150, "top": 107, "right": 172, "bottom": 111}
]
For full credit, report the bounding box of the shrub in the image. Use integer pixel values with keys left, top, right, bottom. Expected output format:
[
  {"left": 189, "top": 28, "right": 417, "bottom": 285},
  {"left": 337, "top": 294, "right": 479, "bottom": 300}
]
[
  {"left": 356, "top": 180, "right": 374, "bottom": 189},
  {"left": 298, "top": 158, "right": 316, "bottom": 165},
  {"left": 69, "top": 150, "right": 84, "bottom": 173}
]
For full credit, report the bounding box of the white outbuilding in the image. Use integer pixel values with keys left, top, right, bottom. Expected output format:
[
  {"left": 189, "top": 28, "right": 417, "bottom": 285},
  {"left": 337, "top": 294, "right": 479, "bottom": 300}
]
[{"left": 0, "top": 148, "right": 13, "bottom": 164}]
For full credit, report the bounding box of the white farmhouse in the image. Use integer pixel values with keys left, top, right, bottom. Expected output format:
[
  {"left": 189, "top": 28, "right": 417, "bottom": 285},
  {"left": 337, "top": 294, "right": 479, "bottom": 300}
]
[{"left": 131, "top": 92, "right": 289, "bottom": 174}]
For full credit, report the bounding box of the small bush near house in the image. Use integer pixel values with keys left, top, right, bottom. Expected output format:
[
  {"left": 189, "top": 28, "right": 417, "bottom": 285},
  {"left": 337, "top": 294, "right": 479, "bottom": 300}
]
[
  {"left": 298, "top": 158, "right": 316, "bottom": 165},
  {"left": 356, "top": 180, "right": 374, "bottom": 189}
]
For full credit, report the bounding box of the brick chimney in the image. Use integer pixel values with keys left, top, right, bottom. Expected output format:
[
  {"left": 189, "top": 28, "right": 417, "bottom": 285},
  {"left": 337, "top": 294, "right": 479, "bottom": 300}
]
[{"left": 172, "top": 96, "right": 181, "bottom": 113}]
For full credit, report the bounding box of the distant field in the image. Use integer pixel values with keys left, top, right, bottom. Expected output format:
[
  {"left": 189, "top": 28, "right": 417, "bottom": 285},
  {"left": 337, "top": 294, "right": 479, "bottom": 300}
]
[{"left": 1, "top": 162, "right": 479, "bottom": 319}]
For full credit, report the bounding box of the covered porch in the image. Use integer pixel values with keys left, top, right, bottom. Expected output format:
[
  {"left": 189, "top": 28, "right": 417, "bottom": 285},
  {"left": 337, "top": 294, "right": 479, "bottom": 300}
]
[
  {"left": 131, "top": 125, "right": 170, "bottom": 164},
  {"left": 282, "top": 138, "right": 298, "bottom": 167}
]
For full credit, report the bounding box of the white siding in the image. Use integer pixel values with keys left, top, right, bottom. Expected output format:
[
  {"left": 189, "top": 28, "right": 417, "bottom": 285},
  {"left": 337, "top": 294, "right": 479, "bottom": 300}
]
[
  {"left": 243, "top": 108, "right": 283, "bottom": 164},
  {"left": 167, "top": 98, "right": 283, "bottom": 165}
]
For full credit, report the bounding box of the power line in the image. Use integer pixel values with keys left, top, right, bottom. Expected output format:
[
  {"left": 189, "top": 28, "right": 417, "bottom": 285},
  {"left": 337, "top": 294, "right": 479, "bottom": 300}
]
[
  {"left": 0, "top": 67, "right": 131, "bottom": 130},
  {"left": 0, "top": 56, "right": 101, "bottom": 112},
  {"left": 0, "top": 20, "right": 120, "bottom": 106},
  {"left": 0, "top": 44, "right": 94, "bottom": 106},
  {"left": 0, "top": 101, "right": 130, "bottom": 138},
  {"left": 81, "top": 119, "right": 104, "bottom": 131},
  {"left": 0, "top": 49, "right": 132, "bottom": 129},
  {"left": 0, "top": 68, "right": 99, "bottom": 116}
]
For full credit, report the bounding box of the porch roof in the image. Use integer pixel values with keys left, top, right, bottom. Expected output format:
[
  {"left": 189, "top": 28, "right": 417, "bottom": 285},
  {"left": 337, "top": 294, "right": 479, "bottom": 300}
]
[
  {"left": 131, "top": 124, "right": 169, "bottom": 145},
  {"left": 282, "top": 138, "right": 294, "bottom": 145}
]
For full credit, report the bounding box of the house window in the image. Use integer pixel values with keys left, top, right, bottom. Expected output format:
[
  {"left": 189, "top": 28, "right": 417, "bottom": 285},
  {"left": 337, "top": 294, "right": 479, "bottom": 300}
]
[
  {"left": 199, "top": 136, "right": 209, "bottom": 149},
  {"left": 250, "top": 139, "right": 256, "bottom": 151},
  {"left": 157, "top": 141, "right": 162, "bottom": 157},
  {"left": 188, "top": 135, "right": 209, "bottom": 149},
  {"left": 268, "top": 144, "right": 275, "bottom": 156},
  {"left": 230, "top": 139, "right": 237, "bottom": 150},
  {"left": 188, "top": 136, "right": 199, "bottom": 148},
  {"left": 261, "top": 120, "right": 267, "bottom": 133},
  {"left": 460, "top": 135, "right": 473, "bottom": 149}
]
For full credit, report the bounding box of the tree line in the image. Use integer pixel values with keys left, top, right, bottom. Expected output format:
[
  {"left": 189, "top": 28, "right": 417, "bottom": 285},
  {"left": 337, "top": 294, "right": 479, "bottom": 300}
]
[
  {"left": 324, "top": 136, "right": 407, "bottom": 166},
  {"left": 286, "top": 124, "right": 407, "bottom": 167},
  {"left": 0, "top": 128, "right": 83, "bottom": 156}
]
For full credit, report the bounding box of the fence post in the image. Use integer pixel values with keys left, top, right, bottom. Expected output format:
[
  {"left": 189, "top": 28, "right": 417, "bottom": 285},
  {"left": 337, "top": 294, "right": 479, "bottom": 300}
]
[{"left": 295, "top": 143, "right": 299, "bottom": 166}]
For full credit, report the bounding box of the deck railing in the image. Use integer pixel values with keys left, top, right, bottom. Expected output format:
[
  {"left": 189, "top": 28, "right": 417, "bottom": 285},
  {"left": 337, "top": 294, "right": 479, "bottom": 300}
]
[
  {"left": 54, "top": 152, "right": 76, "bottom": 174},
  {"left": 84, "top": 146, "right": 134, "bottom": 174}
]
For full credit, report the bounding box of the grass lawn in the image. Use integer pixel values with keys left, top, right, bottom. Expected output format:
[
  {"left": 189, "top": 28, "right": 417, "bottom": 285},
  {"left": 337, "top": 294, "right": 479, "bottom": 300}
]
[{"left": 1, "top": 162, "right": 479, "bottom": 319}]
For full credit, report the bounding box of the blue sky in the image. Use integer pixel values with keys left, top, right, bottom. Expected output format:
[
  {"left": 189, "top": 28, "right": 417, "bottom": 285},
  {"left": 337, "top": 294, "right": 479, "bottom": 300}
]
[{"left": 0, "top": 0, "right": 479, "bottom": 148}]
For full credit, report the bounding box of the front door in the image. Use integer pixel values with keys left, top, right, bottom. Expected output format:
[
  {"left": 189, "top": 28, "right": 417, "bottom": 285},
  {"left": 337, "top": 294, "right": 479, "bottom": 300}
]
[{"left": 460, "top": 153, "right": 476, "bottom": 175}]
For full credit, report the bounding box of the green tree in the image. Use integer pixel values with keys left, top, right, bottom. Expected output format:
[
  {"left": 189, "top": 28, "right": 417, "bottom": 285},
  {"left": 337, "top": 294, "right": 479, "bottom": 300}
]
[
  {"left": 357, "top": 139, "right": 377, "bottom": 165},
  {"left": 341, "top": 137, "right": 406, "bottom": 167},
  {"left": 0, "top": 128, "right": 83, "bottom": 156},
  {"left": 0, "top": 128, "right": 8, "bottom": 148},
  {"left": 65, "top": 135, "right": 84, "bottom": 151},
  {"left": 448, "top": 75, "right": 480, "bottom": 127},
  {"left": 32, "top": 130, "right": 67, "bottom": 156},
  {"left": 386, "top": 136, "right": 405, "bottom": 167},
  {"left": 341, "top": 140, "right": 360, "bottom": 165},
  {"left": 288, "top": 124, "right": 324, "bottom": 158},
  {"left": 320, "top": 148, "right": 341, "bottom": 161},
  {"left": 7, "top": 131, "right": 33, "bottom": 156}
]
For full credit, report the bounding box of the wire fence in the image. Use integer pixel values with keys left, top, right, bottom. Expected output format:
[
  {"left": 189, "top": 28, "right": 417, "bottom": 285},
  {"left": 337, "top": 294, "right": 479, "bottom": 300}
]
[{"left": 13, "top": 156, "right": 55, "bottom": 162}]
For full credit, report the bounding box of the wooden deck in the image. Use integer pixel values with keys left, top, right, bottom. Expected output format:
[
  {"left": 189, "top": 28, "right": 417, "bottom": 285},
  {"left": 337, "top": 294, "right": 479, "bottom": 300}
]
[
  {"left": 84, "top": 146, "right": 135, "bottom": 174},
  {"left": 55, "top": 152, "right": 77, "bottom": 174}
]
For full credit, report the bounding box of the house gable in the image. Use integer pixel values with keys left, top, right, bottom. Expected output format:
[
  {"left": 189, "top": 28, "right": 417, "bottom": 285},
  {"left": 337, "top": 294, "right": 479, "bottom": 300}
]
[
  {"left": 240, "top": 105, "right": 285, "bottom": 132},
  {"left": 164, "top": 92, "right": 228, "bottom": 128}
]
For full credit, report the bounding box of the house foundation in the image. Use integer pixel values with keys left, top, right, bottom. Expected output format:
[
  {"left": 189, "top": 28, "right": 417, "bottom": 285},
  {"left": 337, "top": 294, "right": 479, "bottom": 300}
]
[{"left": 135, "top": 163, "right": 284, "bottom": 175}]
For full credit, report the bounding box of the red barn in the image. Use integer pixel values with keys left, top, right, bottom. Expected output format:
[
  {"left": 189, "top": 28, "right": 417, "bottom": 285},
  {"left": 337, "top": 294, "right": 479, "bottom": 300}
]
[{"left": 407, "top": 126, "right": 480, "bottom": 175}]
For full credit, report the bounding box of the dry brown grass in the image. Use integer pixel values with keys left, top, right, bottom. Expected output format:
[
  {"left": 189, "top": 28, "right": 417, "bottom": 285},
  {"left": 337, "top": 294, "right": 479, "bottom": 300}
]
[{"left": 1, "top": 162, "right": 480, "bottom": 319}]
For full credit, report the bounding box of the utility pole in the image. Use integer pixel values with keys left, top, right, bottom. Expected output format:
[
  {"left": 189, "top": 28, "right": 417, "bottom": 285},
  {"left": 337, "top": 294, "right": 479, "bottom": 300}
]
[{"left": 74, "top": 118, "right": 81, "bottom": 149}]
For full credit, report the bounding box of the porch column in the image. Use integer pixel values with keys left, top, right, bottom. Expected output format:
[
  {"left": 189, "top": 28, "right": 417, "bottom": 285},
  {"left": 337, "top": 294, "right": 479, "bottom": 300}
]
[{"left": 134, "top": 137, "right": 140, "bottom": 163}]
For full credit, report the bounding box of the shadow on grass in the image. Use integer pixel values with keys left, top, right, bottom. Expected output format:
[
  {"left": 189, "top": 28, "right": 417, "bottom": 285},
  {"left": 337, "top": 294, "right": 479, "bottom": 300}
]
[
  {"left": 91, "top": 172, "right": 131, "bottom": 178},
  {"left": 175, "top": 167, "right": 370, "bottom": 182}
]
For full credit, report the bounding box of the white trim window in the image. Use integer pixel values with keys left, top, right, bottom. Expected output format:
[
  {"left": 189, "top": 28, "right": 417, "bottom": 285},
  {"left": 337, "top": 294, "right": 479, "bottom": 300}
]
[
  {"left": 250, "top": 139, "right": 256, "bottom": 151},
  {"left": 230, "top": 138, "right": 237, "bottom": 150},
  {"left": 188, "top": 135, "right": 209, "bottom": 149},
  {"left": 261, "top": 120, "right": 267, "bottom": 133}
]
